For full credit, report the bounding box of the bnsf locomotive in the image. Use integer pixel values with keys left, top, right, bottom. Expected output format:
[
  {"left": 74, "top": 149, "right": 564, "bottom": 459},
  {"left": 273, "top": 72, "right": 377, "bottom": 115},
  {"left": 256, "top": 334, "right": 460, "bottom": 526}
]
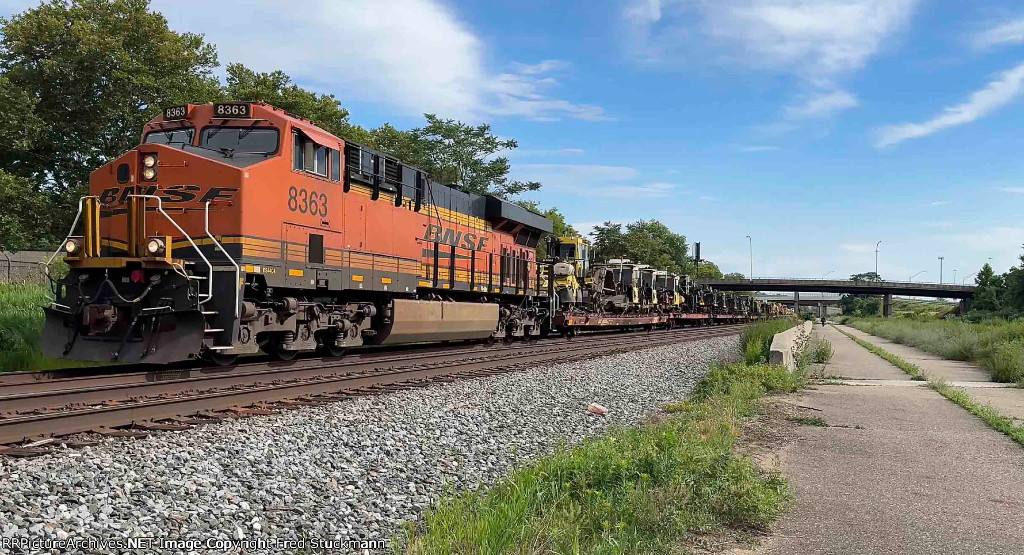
[{"left": 43, "top": 102, "right": 551, "bottom": 365}]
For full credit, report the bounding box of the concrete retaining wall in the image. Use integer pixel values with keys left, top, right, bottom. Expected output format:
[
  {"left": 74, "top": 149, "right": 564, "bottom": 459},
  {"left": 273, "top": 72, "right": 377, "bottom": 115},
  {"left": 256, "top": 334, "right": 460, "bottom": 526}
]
[{"left": 769, "top": 320, "right": 812, "bottom": 370}]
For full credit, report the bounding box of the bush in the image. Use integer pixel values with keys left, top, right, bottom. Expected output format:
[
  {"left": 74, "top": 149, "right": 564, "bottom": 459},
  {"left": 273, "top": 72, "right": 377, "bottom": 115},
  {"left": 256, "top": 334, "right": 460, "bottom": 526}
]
[{"left": 988, "top": 340, "right": 1024, "bottom": 384}]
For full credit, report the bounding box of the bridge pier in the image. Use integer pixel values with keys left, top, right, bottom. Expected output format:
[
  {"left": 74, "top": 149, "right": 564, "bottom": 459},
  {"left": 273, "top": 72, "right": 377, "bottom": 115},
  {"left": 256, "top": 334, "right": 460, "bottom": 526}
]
[
  {"left": 883, "top": 293, "right": 893, "bottom": 318},
  {"left": 959, "top": 298, "right": 971, "bottom": 315},
  {"left": 793, "top": 291, "right": 800, "bottom": 314}
]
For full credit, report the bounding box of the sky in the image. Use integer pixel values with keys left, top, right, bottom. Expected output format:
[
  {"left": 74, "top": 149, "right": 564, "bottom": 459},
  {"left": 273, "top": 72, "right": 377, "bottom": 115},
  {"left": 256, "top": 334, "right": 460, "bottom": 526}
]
[{"left": 5, "top": 0, "right": 1024, "bottom": 284}]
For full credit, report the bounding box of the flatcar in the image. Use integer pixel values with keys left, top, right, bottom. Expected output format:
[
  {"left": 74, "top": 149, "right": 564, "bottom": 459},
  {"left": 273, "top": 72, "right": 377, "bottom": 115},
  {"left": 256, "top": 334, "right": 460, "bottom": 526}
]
[{"left": 42, "top": 102, "right": 551, "bottom": 365}]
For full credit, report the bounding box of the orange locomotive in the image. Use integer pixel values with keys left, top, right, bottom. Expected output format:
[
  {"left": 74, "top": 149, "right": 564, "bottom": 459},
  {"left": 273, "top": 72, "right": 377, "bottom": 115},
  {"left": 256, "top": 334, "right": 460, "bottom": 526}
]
[{"left": 43, "top": 102, "right": 552, "bottom": 364}]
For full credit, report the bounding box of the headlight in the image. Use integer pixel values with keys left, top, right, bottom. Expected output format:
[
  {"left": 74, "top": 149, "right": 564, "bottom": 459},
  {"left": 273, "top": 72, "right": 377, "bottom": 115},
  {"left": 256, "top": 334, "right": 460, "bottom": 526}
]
[
  {"left": 64, "top": 238, "right": 81, "bottom": 254},
  {"left": 146, "top": 238, "right": 165, "bottom": 255},
  {"left": 141, "top": 168, "right": 157, "bottom": 181},
  {"left": 142, "top": 154, "right": 157, "bottom": 168}
]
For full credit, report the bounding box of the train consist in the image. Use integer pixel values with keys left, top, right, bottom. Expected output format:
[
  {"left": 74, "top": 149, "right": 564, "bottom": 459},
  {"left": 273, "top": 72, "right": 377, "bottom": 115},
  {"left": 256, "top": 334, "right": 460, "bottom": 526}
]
[{"left": 41, "top": 102, "right": 784, "bottom": 365}]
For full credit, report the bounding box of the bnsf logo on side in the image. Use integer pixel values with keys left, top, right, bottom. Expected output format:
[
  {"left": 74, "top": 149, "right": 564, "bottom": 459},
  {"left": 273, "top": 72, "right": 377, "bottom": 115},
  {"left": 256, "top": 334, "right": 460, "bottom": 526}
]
[
  {"left": 98, "top": 186, "right": 238, "bottom": 205},
  {"left": 424, "top": 224, "right": 488, "bottom": 250}
]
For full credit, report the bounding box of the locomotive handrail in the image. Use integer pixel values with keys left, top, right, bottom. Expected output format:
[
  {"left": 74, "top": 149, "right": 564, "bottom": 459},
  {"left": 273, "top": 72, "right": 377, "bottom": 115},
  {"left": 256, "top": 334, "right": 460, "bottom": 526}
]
[
  {"left": 129, "top": 195, "right": 214, "bottom": 306},
  {"left": 42, "top": 195, "right": 102, "bottom": 299},
  {"left": 204, "top": 200, "right": 241, "bottom": 318}
]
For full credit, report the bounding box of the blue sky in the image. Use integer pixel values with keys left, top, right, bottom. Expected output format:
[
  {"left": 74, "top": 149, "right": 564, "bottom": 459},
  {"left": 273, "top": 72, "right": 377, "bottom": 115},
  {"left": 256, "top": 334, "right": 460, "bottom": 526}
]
[{"left": 5, "top": 0, "right": 1024, "bottom": 283}]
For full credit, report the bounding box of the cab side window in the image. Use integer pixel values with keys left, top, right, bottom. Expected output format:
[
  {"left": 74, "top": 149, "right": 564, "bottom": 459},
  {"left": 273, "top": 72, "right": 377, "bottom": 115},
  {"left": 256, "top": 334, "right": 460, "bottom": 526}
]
[{"left": 292, "top": 130, "right": 340, "bottom": 182}]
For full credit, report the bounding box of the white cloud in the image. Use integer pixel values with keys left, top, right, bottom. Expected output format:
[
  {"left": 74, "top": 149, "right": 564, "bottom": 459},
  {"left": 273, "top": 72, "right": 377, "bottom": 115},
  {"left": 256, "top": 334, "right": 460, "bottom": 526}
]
[
  {"left": 786, "top": 90, "right": 859, "bottom": 118},
  {"left": 928, "top": 200, "right": 950, "bottom": 206},
  {"left": 623, "top": 0, "right": 915, "bottom": 123},
  {"left": 996, "top": 186, "right": 1024, "bottom": 194},
  {"left": 876, "top": 62, "right": 1024, "bottom": 148},
  {"left": 698, "top": 195, "right": 717, "bottom": 201},
  {"left": 974, "top": 16, "right": 1024, "bottom": 50},
  {"left": 143, "top": 0, "right": 605, "bottom": 122},
  {"left": 739, "top": 145, "right": 780, "bottom": 152},
  {"left": 624, "top": 0, "right": 915, "bottom": 79}
]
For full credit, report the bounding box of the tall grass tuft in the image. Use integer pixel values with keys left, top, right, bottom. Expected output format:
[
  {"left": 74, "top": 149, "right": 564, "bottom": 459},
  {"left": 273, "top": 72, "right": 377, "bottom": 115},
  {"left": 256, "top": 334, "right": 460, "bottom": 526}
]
[
  {"left": 0, "top": 283, "right": 93, "bottom": 372},
  {"left": 739, "top": 318, "right": 799, "bottom": 365}
]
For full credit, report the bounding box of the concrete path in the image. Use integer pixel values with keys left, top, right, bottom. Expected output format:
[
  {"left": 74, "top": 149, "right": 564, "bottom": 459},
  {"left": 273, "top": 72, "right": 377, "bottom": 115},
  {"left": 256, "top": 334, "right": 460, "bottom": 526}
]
[
  {"left": 838, "top": 324, "right": 1024, "bottom": 423},
  {"left": 755, "top": 322, "right": 1024, "bottom": 555}
]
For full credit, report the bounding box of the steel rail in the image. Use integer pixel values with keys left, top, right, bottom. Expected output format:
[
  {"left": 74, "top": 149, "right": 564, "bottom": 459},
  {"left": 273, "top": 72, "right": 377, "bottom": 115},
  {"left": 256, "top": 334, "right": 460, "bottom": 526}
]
[
  {"left": 0, "top": 325, "right": 744, "bottom": 413},
  {"left": 0, "top": 326, "right": 742, "bottom": 446},
  {"left": 0, "top": 324, "right": 743, "bottom": 395}
]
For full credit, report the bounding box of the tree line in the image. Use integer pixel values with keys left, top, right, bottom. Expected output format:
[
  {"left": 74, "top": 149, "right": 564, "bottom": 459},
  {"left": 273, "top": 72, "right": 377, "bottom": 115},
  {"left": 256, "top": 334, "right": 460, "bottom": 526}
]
[{"left": 0, "top": 0, "right": 721, "bottom": 281}]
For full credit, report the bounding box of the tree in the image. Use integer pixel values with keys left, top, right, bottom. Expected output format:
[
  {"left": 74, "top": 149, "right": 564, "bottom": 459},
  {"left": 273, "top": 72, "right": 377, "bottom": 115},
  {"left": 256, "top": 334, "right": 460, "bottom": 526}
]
[
  {"left": 222, "top": 64, "right": 352, "bottom": 137},
  {"left": 972, "top": 263, "right": 1004, "bottom": 312},
  {"left": 410, "top": 115, "right": 539, "bottom": 197},
  {"left": 590, "top": 222, "right": 626, "bottom": 262},
  {"left": 622, "top": 220, "right": 689, "bottom": 273},
  {"left": 515, "top": 202, "right": 575, "bottom": 260},
  {"left": 0, "top": 0, "right": 221, "bottom": 193},
  {"left": 850, "top": 272, "right": 882, "bottom": 283},
  {"left": 0, "top": 0, "right": 221, "bottom": 241},
  {"left": 839, "top": 295, "right": 881, "bottom": 316},
  {"left": 0, "top": 171, "right": 54, "bottom": 251}
]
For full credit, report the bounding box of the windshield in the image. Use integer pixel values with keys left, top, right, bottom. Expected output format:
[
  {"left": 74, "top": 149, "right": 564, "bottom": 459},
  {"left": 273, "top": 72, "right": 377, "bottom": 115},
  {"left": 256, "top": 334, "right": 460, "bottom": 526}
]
[
  {"left": 200, "top": 127, "right": 279, "bottom": 155},
  {"left": 558, "top": 244, "right": 576, "bottom": 259},
  {"left": 144, "top": 128, "right": 194, "bottom": 145}
]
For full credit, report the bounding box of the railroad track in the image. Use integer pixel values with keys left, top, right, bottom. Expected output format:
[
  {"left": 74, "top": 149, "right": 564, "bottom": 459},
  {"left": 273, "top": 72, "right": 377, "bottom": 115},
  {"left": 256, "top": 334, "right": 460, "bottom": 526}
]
[{"left": 0, "top": 324, "right": 744, "bottom": 456}]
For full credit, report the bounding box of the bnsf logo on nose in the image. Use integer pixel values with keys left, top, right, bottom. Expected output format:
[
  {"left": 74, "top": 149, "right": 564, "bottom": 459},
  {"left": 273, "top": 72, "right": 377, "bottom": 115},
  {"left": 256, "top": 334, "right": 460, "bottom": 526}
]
[
  {"left": 424, "top": 224, "right": 488, "bottom": 250},
  {"left": 98, "top": 186, "right": 237, "bottom": 204}
]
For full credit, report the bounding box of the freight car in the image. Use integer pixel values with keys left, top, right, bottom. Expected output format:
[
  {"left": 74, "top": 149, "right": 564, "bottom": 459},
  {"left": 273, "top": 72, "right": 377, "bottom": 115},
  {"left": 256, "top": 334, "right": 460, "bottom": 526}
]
[{"left": 42, "top": 102, "right": 551, "bottom": 365}]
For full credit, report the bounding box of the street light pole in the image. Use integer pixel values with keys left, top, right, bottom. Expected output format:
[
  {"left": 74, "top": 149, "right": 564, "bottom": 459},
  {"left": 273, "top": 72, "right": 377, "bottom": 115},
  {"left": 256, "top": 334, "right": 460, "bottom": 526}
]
[
  {"left": 823, "top": 270, "right": 834, "bottom": 279},
  {"left": 746, "top": 235, "right": 752, "bottom": 279},
  {"left": 953, "top": 269, "right": 958, "bottom": 284},
  {"left": 875, "top": 241, "right": 882, "bottom": 277},
  {"left": 909, "top": 270, "right": 925, "bottom": 283},
  {"left": 938, "top": 256, "right": 944, "bottom": 284}
]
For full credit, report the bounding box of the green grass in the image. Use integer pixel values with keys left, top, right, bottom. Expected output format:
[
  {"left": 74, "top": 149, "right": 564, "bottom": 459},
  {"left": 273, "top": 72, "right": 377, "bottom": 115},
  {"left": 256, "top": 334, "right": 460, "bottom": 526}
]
[
  {"left": 846, "top": 317, "right": 1024, "bottom": 384},
  {"left": 0, "top": 283, "right": 93, "bottom": 372},
  {"left": 395, "top": 324, "right": 804, "bottom": 554},
  {"left": 833, "top": 325, "right": 1024, "bottom": 447},
  {"left": 740, "top": 318, "right": 800, "bottom": 365}
]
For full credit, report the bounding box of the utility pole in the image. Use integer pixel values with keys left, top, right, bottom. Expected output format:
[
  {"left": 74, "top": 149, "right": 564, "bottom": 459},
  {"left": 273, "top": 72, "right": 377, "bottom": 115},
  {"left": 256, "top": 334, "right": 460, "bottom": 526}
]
[
  {"left": 939, "top": 256, "right": 944, "bottom": 284},
  {"left": 953, "top": 269, "right": 958, "bottom": 284},
  {"left": 875, "top": 241, "right": 882, "bottom": 277},
  {"left": 746, "top": 235, "right": 752, "bottom": 279}
]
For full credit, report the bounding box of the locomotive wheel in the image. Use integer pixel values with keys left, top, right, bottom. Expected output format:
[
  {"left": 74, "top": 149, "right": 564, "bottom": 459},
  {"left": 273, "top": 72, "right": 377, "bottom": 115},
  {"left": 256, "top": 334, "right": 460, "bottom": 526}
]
[
  {"left": 320, "top": 342, "right": 348, "bottom": 358},
  {"left": 203, "top": 351, "right": 238, "bottom": 367},
  {"left": 267, "top": 339, "right": 298, "bottom": 361},
  {"left": 484, "top": 335, "right": 497, "bottom": 347}
]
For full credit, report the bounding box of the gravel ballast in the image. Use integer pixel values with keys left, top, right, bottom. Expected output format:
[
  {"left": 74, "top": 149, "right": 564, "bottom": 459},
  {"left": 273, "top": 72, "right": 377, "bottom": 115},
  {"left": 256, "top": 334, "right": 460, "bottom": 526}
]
[{"left": 0, "top": 334, "right": 738, "bottom": 552}]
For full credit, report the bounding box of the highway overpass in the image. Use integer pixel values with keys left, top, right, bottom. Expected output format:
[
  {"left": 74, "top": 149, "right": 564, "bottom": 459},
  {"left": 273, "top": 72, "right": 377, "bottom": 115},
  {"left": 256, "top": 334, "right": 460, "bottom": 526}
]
[
  {"left": 701, "top": 278, "right": 973, "bottom": 317},
  {"left": 698, "top": 278, "right": 974, "bottom": 299}
]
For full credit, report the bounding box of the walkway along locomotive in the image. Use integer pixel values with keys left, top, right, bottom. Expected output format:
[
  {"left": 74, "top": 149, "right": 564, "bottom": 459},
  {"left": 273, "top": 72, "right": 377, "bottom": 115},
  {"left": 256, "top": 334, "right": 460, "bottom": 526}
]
[{"left": 41, "top": 102, "right": 777, "bottom": 365}]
